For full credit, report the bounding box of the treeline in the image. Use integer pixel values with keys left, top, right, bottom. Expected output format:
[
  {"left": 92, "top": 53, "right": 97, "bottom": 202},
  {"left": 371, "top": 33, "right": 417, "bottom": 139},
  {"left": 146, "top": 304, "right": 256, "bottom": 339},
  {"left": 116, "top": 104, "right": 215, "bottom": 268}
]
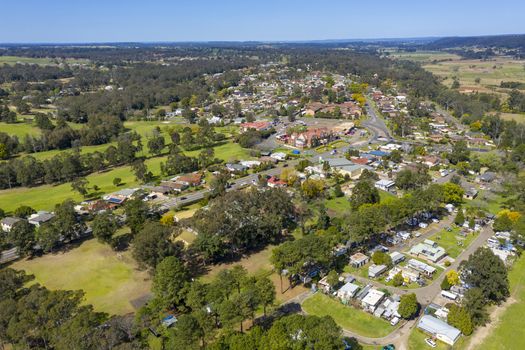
[
  {"left": 0, "top": 63, "right": 73, "bottom": 84},
  {"left": 0, "top": 133, "right": 139, "bottom": 189}
]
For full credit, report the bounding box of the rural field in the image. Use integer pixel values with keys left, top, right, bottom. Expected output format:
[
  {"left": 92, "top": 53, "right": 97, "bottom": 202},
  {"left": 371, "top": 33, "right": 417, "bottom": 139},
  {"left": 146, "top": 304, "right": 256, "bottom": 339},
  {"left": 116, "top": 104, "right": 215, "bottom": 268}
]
[
  {"left": 11, "top": 239, "right": 151, "bottom": 315},
  {"left": 0, "top": 55, "right": 89, "bottom": 66},
  {"left": 391, "top": 50, "right": 525, "bottom": 98}
]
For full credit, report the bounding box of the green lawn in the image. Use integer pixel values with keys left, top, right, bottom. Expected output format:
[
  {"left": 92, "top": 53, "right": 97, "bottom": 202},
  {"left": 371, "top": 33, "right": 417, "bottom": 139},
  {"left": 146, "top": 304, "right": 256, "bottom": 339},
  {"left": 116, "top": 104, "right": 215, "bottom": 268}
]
[
  {"left": 0, "top": 141, "right": 250, "bottom": 212},
  {"left": 325, "top": 196, "right": 351, "bottom": 215},
  {"left": 478, "top": 255, "right": 525, "bottom": 349},
  {"left": 466, "top": 189, "right": 507, "bottom": 215},
  {"left": 302, "top": 293, "right": 395, "bottom": 338},
  {"left": 11, "top": 239, "right": 151, "bottom": 315},
  {"left": 0, "top": 121, "right": 41, "bottom": 138},
  {"left": 428, "top": 227, "right": 478, "bottom": 258}
]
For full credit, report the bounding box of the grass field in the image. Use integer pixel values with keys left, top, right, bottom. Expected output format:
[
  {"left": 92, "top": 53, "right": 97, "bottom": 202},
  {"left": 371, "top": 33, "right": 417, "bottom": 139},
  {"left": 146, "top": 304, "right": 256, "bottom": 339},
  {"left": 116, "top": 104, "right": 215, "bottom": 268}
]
[
  {"left": 0, "top": 56, "right": 89, "bottom": 66},
  {"left": 428, "top": 227, "right": 478, "bottom": 258},
  {"left": 11, "top": 239, "right": 151, "bottom": 315},
  {"left": 477, "top": 255, "right": 525, "bottom": 349},
  {"left": 302, "top": 293, "right": 395, "bottom": 338},
  {"left": 498, "top": 112, "right": 525, "bottom": 124},
  {"left": 391, "top": 50, "right": 525, "bottom": 98},
  {"left": 0, "top": 121, "right": 41, "bottom": 138},
  {"left": 0, "top": 141, "right": 250, "bottom": 212}
]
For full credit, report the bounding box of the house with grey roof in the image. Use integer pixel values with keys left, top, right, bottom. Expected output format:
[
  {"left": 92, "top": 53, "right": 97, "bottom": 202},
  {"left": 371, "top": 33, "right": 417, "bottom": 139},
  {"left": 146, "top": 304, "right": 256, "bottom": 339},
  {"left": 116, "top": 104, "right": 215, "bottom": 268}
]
[
  {"left": 417, "top": 315, "right": 461, "bottom": 345},
  {"left": 1, "top": 217, "right": 22, "bottom": 232},
  {"left": 28, "top": 211, "right": 55, "bottom": 227}
]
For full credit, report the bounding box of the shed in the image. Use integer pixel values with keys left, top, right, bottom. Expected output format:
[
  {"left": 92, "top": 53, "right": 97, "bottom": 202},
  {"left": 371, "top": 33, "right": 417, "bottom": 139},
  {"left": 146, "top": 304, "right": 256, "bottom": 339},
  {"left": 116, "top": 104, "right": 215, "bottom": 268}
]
[
  {"left": 417, "top": 315, "right": 461, "bottom": 345},
  {"left": 368, "top": 264, "right": 387, "bottom": 278}
]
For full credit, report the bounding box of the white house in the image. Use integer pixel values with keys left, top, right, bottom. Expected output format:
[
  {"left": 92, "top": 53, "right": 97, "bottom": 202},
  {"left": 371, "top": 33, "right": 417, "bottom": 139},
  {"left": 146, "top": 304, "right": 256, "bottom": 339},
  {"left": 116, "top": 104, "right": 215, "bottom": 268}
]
[
  {"left": 336, "top": 282, "right": 360, "bottom": 300},
  {"left": 361, "top": 289, "right": 385, "bottom": 312},
  {"left": 1, "top": 217, "right": 22, "bottom": 232},
  {"left": 417, "top": 315, "right": 461, "bottom": 346},
  {"left": 270, "top": 152, "right": 287, "bottom": 161},
  {"left": 375, "top": 179, "right": 395, "bottom": 192},
  {"left": 368, "top": 264, "right": 387, "bottom": 278}
]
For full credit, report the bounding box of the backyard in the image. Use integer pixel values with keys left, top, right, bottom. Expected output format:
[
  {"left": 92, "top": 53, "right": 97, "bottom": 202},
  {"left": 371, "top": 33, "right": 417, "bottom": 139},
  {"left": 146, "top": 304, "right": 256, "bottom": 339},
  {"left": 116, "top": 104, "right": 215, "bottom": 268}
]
[
  {"left": 427, "top": 227, "right": 478, "bottom": 259},
  {"left": 302, "top": 292, "right": 396, "bottom": 338}
]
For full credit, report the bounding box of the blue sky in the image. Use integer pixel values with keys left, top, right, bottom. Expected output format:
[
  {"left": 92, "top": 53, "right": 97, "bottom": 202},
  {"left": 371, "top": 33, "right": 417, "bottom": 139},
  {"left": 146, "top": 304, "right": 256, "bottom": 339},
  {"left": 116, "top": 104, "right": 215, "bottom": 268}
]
[{"left": 1, "top": 0, "right": 523, "bottom": 43}]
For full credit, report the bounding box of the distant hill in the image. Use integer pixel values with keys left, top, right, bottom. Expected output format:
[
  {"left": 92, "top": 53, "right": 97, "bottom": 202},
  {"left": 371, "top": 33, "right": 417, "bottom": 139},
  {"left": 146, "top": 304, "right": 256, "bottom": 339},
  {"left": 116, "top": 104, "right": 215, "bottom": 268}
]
[{"left": 426, "top": 34, "right": 525, "bottom": 50}]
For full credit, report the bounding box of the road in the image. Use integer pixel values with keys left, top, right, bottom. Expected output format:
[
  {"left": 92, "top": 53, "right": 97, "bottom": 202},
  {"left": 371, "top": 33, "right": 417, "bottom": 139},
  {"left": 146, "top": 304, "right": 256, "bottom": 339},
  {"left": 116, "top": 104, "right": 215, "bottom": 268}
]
[
  {"left": 297, "top": 221, "right": 495, "bottom": 348},
  {"left": 159, "top": 166, "right": 286, "bottom": 210},
  {"left": 362, "top": 103, "right": 392, "bottom": 142}
]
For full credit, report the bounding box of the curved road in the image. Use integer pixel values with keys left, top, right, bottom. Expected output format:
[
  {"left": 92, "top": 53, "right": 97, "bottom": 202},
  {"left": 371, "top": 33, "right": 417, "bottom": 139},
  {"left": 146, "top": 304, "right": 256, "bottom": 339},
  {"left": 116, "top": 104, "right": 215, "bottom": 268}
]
[{"left": 296, "top": 224, "right": 494, "bottom": 348}]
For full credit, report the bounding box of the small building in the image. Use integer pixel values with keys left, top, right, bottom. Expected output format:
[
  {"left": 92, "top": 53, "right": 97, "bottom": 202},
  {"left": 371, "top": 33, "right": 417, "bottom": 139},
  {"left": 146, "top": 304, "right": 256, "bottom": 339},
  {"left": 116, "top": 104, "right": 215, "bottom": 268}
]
[
  {"left": 417, "top": 315, "right": 461, "bottom": 346},
  {"left": 410, "top": 240, "right": 446, "bottom": 263},
  {"left": 407, "top": 259, "right": 436, "bottom": 277},
  {"left": 350, "top": 252, "right": 369, "bottom": 268},
  {"left": 225, "top": 163, "right": 248, "bottom": 173},
  {"left": 239, "top": 121, "right": 271, "bottom": 133},
  {"left": 337, "top": 282, "right": 360, "bottom": 300},
  {"left": 270, "top": 152, "right": 287, "bottom": 162},
  {"left": 368, "top": 264, "right": 387, "bottom": 278},
  {"left": 267, "top": 176, "right": 287, "bottom": 188},
  {"left": 361, "top": 289, "right": 386, "bottom": 312},
  {"left": 103, "top": 188, "right": 139, "bottom": 205},
  {"left": 479, "top": 171, "right": 496, "bottom": 183},
  {"left": 27, "top": 211, "right": 55, "bottom": 227},
  {"left": 390, "top": 252, "right": 405, "bottom": 265},
  {"left": 1, "top": 217, "right": 22, "bottom": 232},
  {"left": 375, "top": 179, "right": 396, "bottom": 192},
  {"left": 175, "top": 173, "right": 203, "bottom": 187},
  {"left": 463, "top": 188, "right": 478, "bottom": 200}
]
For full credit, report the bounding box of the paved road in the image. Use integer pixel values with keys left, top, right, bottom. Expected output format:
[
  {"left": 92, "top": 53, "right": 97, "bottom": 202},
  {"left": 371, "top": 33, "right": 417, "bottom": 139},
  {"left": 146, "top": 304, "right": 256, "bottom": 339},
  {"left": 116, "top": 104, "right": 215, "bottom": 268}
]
[
  {"left": 297, "top": 221, "right": 495, "bottom": 347},
  {"left": 363, "top": 103, "right": 393, "bottom": 142}
]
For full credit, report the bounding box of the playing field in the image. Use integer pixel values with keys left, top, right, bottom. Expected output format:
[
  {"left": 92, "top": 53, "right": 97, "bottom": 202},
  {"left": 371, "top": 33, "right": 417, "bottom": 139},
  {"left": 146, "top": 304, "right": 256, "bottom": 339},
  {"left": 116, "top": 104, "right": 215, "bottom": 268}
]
[
  {"left": 302, "top": 292, "right": 395, "bottom": 338},
  {"left": 11, "top": 239, "right": 151, "bottom": 315}
]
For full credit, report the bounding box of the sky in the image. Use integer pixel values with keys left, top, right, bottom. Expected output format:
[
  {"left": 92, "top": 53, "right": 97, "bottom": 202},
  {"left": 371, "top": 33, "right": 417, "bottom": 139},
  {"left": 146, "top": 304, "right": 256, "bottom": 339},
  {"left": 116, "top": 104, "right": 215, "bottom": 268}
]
[{"left": 1, "top": 0, "right": 524, "bottom": 43}]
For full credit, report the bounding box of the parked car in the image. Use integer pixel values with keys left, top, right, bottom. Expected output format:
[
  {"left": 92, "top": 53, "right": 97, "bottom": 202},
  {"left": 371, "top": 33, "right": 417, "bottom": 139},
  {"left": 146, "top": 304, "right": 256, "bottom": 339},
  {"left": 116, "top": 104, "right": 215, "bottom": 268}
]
[
  {"left": 382, "top": 345, "right": 395, "bottom": 350},
  {"left": 419, "top": 222, "right": 428, "bottom": 228},
  {"left": 425, "top": 338, "right": 437, "bottom": 348},
  {"left": 390, "top": 317, "right": 400, "bottom": 326},
  {"left": 414, "top": 231, "right": 422, "bottom": 238}
]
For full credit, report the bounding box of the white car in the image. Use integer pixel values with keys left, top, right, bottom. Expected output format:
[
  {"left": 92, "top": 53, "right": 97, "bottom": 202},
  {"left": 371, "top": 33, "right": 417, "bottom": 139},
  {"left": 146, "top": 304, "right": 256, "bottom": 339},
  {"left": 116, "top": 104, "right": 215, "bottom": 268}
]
[
  {"left": 425, "top": 338, "right": 437, "bottom": 348},
  {"left": 419, "top": 222, "right": 428, "bottom": 228},
  {"left": 414, "top": 232, "right": 422, "bottom": 238},
  {"left": 390, "top": 317, "right": 400, "bottom": 326}
]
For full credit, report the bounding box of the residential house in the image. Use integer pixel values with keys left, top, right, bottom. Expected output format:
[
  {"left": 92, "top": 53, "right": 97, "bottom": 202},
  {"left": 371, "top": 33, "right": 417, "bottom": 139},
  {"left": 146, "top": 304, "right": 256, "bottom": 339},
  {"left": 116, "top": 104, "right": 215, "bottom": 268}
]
[
  {"left": 325, "top": 157, "right": 371, "bottom": 179},
  {"left": 410, "top": 240, "right": 446, "bottom": 263},
  {"left": 28, "top": 211, "right": 55, "bottom": 227},
  {"left": 160, "top": 181, "right": 188, "bottom": 193},
  {"left": 103, "top": 188, "right": 139, "bottom": 205},
  {"left": 407, "top": 259, "right": 436, "bottom": 277},
  {"left": 267, "top": 176, "right": 287, "bottom": 188},
  {"left": 368, "top": 264, "right": 387, "bottom": 278},
  {"left": 417, "top": 315, "right": 461, "bottom": 346},
  {"left": 388, "top": 266, "right": 420, "bottom": 283},
  {"left": 175, "top": 173, "right": 203, "bottom": 187},
  {"left": 350, "top": 252, "right": 369, "bottom": 267},
  {"left": 336, "top": 282, "right": 360, "bottom": 301},
  {"left": 361, "top": 289, "right": 386, "bottom": 312},
  {"left": 463, "top": 188, "right": 478, "bottom": 200},
  {"left": 1, "top": 217, "right": 22, "bottom": 232},
  {"left": 375, "top": 179, "right": 395, "bottom": 192},
  {"left": 478, "top": 171, "right": 496, "bottom": 183},
  {"left": 270, "top": 152, "right": 287, "bottom": 162},
  {"left": 239, "top": 121, "right": 271, "bottom": 133},
  {"left": 225, "top": 163, "right": 248, "bottom": 173},
  {"left": 390, "top": 252, "right": 405, "bottom": 265}
]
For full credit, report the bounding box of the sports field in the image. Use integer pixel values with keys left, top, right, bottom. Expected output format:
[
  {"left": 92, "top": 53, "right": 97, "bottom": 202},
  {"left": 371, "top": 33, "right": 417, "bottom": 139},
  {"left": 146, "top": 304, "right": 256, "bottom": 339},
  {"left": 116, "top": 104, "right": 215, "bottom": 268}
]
[{"left": 11, "top": 239, "right": 151, "bottom": 315}]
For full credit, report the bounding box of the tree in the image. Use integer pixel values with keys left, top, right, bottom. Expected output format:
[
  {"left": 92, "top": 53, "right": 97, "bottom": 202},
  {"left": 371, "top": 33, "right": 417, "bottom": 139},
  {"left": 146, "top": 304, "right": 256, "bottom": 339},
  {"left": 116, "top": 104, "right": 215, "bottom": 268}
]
[
  {"left": 398, "top": 293, "right": 419, "bottom": 319},
  {"left": 448, "top": 304, "right": 473, "bottom": 335},
  {"left": 460, "top": 247, "right": 509, "bottom": 303},
  {"left": 255, "top": 277, "right": 275, "bottom": 316},
  {"left": 463, "top": 287, "right": 489, "bottom": 326},
  {"left": 112, "top": 177, "right": 122, "bottom": 187},
  {"left": 152, "top": 256, "right": 190, "bottom": 310},
  {"left": 443, "top": 182, "right": 464, "bottom": 205},
  {"left": 446, "top": 270, "right": 460, "bottom": 286},
  {"left": 124, "top": 197, "right": 149, "bottom": 234},
  {"left": 166, "top": 314, "right": 203, "bottom": 350},
  {"left": 372, "top": 251, "right": 392, "bottom": 267},
  {"left": 454, "top": 208, "right": 465, "bottom": 226},
  {"left": 493, "top": 213, "right": 513, "bottom": 232},
  {"left": 160, "top": 212, "right": 175, "bottom": 226},
  {"left": 350, "top": 180, "right": 380, "bottom": 210},
  {"left": 333, "top": 183, "right": 344, "bottom": 198},
  {"left": 71, "top": 177, "right": 89, "bottom": 198},
  {"left": 301, "top": 178, "right": 325, "bottom": 200},
  {"left": 92, "top": 212, "right": 117, "bottom": 244},
  {"left": 147, "top": 135, "right": 165, "bottom": 155},
  {"left": 441, "top": 276, "right": 451, "bottom": 290},
  {"left": 132, "top": 221, "right": 182, "bottom": 270},
  {"left": 53, "top": 199, "right": 86, "bottom": 242},
  {"left": 326, "top": 270, "right": 339, "bottom": 290},
  {"left": 392, "top": 272, "right": 404, "bottom": 287},
  {"left": 14, "top": 205, "right": 35, "bottom": 218},
  {"left": 8, "top": 220, "right": 35, "bottom": 255},
  {"left": 448, "top": 141, "right": 470, "bottom": 165},
  {"left": 131, "top": 159, "right": 152, "bottom": 184}
]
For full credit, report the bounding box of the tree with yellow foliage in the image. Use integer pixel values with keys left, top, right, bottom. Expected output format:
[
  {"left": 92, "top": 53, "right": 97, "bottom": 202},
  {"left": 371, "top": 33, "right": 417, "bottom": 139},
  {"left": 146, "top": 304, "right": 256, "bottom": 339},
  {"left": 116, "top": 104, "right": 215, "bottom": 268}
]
[
  {"left": 446, "top": 270, "right": 460, "bottom": 286},
  {"left": 160, "top": 212, "right": 175, "bottom": 226}
]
